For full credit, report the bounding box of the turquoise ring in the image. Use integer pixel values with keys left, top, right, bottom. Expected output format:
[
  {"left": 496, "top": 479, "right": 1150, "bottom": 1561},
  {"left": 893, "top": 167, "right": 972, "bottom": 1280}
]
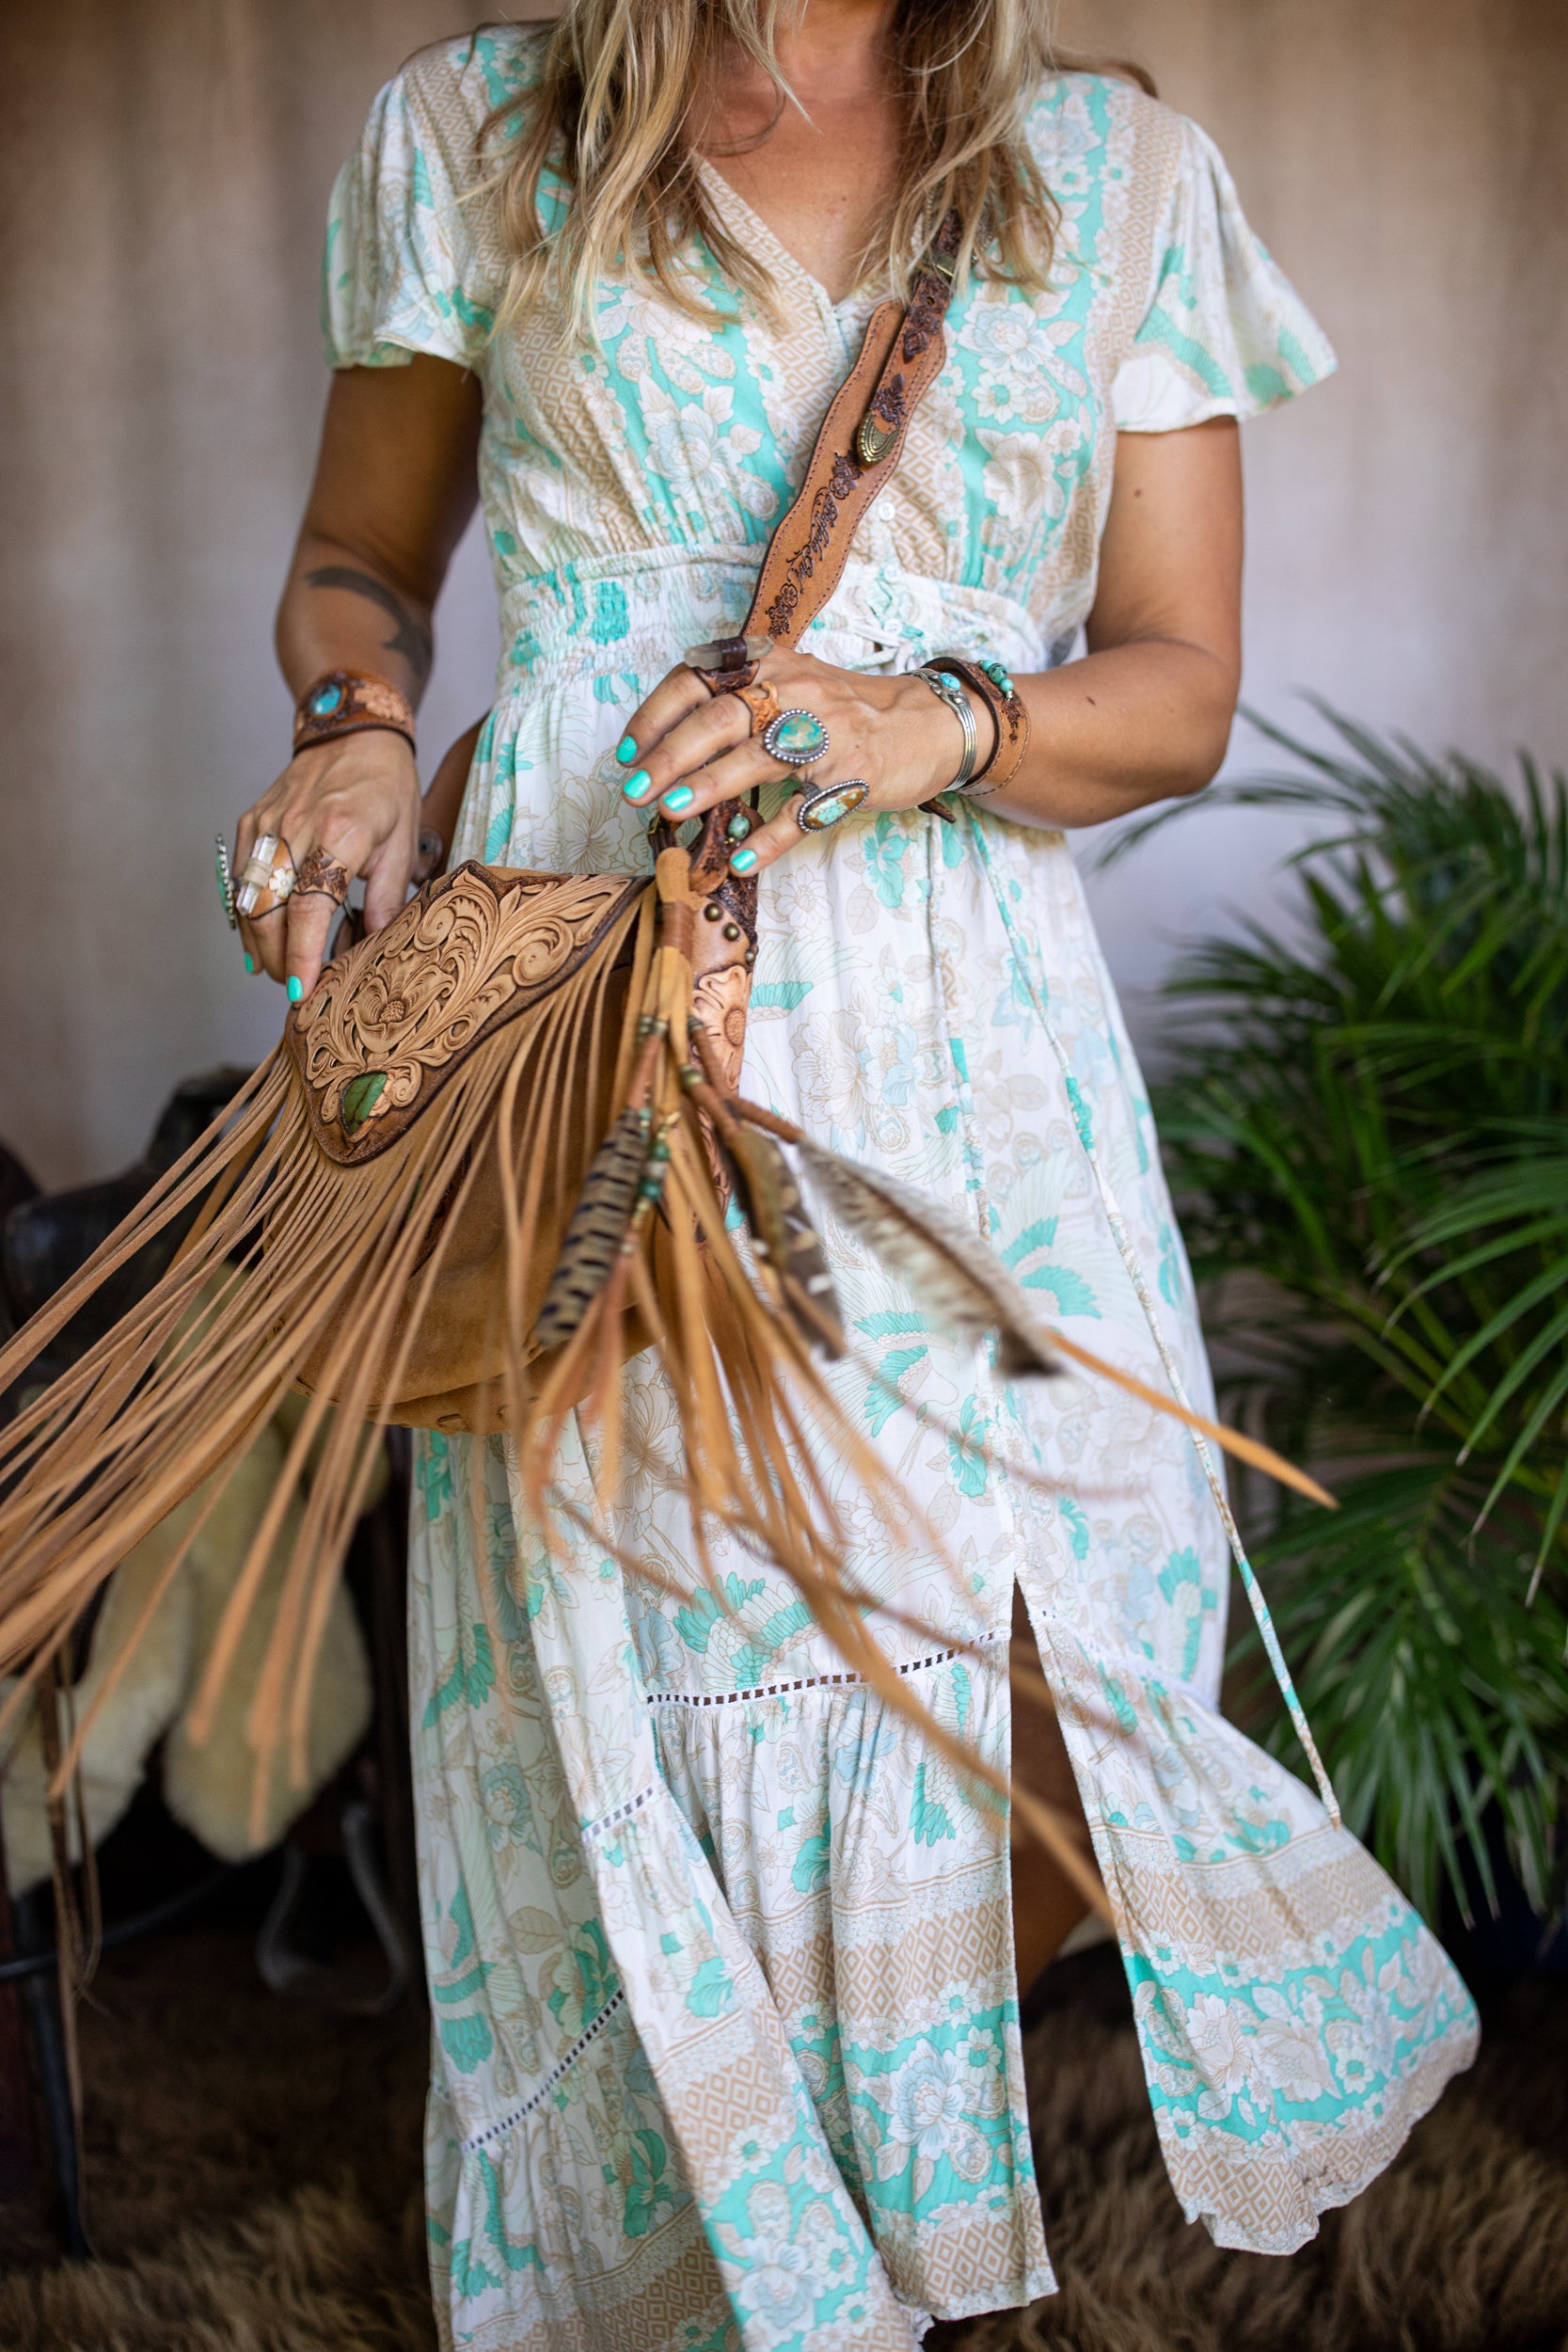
[
  {"left": 793, "top": 778, "right": 869, "bottom": 834},
  {"left": 214, "top": 835, "right": 237, "bottom": 930},
  {"left": 763, "top": 707, "right": 832, "bottom": 768}
]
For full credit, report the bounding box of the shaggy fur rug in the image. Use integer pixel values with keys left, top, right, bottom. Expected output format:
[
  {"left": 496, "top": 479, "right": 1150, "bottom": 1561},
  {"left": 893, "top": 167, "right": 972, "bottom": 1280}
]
[{"left": 1, "top": 1929, "right": 1564, "bottom": 2352}]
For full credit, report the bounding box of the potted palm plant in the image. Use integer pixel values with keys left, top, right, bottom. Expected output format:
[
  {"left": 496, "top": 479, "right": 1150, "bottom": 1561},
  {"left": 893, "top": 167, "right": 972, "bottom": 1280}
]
[{"left": 1117, "top": 711, "right": 1568, "bottom": 1944}]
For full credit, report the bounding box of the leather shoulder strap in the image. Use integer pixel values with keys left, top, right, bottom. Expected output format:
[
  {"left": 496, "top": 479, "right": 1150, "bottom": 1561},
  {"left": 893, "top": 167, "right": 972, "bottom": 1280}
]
[
  {"left": 425, "top": 217, "right": 964, "bottom": 875},
  {"left": 742, "top": 210, "right": 962, "bottom": 652}
]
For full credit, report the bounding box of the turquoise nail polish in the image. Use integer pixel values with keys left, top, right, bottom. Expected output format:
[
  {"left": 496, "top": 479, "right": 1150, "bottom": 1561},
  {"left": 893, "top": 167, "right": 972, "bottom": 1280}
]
[
  {"left": 244, "top": 953, "right": 254, "bottom": 975},
  {"left": 622, "top": 769, "right": 652, "bottom": 802},
  {"left": 615, "top": 735, "right": 638, "bottom": 766},
  {"left": 660, "top": 784, "right": 695, "bottom": 815},
  {"left": 729, "top": 846, "right": 759, "bottom": 874},
  {"left": 287, "top": 975, "right": 303, "bottom": 1004}
]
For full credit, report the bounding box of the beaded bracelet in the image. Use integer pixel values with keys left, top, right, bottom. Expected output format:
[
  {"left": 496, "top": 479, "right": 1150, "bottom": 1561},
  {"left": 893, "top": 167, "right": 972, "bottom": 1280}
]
[{"left": 293, "top": 668, "right": 417, "bottom": 758}]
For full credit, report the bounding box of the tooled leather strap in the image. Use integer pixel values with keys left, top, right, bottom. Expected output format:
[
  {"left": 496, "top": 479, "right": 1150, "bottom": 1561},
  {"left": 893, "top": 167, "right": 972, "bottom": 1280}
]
[
  {"left": 668, "top": 211, "right": 964, "bottom": 881},
  {"left": 743, "top": 208, "right": 962, "bottom": 657},
  {"left": 659, "top": 216, "right": 965, "bottom": 1107}
]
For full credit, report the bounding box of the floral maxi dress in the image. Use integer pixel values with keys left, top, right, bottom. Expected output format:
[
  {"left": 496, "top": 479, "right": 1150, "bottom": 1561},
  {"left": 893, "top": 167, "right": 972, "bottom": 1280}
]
[{"left": 324, "top": 31, "right": 1479, "bottom": 2351}]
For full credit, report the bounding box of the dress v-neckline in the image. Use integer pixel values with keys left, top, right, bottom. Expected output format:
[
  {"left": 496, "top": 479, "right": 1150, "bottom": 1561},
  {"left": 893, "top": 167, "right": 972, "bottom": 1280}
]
[{"left": 697, "top": 158, "right": 882, "bottom": 324}]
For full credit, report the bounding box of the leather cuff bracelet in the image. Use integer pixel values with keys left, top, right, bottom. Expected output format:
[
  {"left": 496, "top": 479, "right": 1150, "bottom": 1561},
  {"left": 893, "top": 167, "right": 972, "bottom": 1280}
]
[
  {"left": 925, "top": 654, "right": 1030, "bottom": 795},
  {"left": 293, "top": 669, "right": 417, "bottom": 758}
]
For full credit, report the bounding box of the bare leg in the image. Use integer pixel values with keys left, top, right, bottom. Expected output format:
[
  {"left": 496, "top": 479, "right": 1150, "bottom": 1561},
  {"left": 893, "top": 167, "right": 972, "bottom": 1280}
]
[{"left": 1009, "top": 1581, "right": 1101, "bottom": 1997}]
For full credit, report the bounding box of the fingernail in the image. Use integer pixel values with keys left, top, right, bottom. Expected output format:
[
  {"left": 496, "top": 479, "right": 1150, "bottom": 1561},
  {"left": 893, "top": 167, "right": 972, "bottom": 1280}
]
[
  {"left": 244, "top": 953, "right": 254, "bottom": 975},
  {"left": 621, "top": 769, "right": 653, "bottom": 802},
  {"left": 729, "top": 846, "right": 759, "bottom": 874},
  {"left": 660, "top": 784, "right": 695, "bottom": 815},
  {"left": 615, "top": 735, "right": 638, "bottom": 766},
  {"left": 287, "top": 976, "right": 303, "bottom": 1004}
]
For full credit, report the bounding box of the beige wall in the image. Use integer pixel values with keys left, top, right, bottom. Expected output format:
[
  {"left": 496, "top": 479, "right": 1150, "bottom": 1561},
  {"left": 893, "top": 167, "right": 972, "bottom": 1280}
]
[
  {"left": 1061, "top": 0, "right": 1568, "bottom": 1010},
  {"left": 1, "top": 0, "right": 1563, "bottom": 1186}
]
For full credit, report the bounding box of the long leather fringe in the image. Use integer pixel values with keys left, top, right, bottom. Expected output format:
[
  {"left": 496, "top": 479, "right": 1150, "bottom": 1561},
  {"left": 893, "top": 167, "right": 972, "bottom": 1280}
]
[{"left": 0, "top": 844, "right": 1325, "bottom": 1882}]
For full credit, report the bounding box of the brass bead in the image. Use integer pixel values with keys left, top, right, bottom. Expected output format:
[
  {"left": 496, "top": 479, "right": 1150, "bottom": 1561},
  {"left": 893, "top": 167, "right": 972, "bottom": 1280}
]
[
  {"left": 703, "top": 901, "right": 723, "bottom": 922},
  {"left": 722, "top": 922, "right": 740, "bottom": 942}
]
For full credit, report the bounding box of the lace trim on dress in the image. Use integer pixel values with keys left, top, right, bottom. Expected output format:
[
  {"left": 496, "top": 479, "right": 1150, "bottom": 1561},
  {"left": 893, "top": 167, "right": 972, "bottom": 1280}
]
[
  {"left": 459, "top": 1988, "right": 628, "bottom": 2154},
  {"left": 641, "top": 1627, "right": 1003, "bottom": 1709}
]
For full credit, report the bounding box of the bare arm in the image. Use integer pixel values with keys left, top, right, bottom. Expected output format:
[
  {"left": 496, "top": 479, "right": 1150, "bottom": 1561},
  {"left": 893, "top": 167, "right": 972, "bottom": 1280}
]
[
  {"left": 987, "top": 417, "right": 1243, "bottom": 826},
  {"left": 611, "top": 417, "right": 1243, "bottom": 864},
  {"left": 236, "top": 355, "right": 481, "bottom": 993}
]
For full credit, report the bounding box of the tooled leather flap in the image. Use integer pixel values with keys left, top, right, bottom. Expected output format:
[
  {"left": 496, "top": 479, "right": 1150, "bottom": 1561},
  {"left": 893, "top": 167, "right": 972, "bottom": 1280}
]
[{"left": 286, "top": 862, "right": 645, "bottom": 1165}]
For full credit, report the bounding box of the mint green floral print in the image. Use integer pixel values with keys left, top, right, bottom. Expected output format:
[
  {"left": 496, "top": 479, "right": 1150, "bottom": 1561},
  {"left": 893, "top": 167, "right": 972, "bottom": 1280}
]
[{"left": 331, "top": 28, "right": 1475, "bottom": 2349}]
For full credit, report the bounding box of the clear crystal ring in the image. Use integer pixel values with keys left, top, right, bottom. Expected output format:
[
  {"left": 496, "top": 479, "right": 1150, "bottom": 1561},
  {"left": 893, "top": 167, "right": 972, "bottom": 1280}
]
[
  {"left": 234, "top": 833, "right": 299, "bottom": 921},
  {"left": 793, "top": 779, "right": 869, "bottom": 834},
  {"left": 763, "top": 708, "right": 832, "bottom": 768}
]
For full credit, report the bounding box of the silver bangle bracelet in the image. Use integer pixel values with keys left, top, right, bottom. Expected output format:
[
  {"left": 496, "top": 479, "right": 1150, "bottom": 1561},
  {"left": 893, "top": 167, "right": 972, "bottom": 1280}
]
[{"left": 915, "top": 664, "right": 979, "bottom": 793}]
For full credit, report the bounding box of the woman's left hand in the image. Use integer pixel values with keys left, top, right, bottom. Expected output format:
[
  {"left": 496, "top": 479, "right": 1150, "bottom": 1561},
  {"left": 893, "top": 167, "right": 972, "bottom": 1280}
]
[{"left": 614, "top": 649, "right": 976, "bottom": 875}]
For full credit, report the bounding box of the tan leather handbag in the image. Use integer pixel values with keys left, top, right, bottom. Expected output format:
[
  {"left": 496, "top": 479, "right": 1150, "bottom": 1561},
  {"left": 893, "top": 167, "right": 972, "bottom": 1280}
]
[
  {"left": 0, "top": 220, "right": 1307, "bottom": 1826},
  {"left": 0, "top": 226, "right": 983, "bottom": 1710}
]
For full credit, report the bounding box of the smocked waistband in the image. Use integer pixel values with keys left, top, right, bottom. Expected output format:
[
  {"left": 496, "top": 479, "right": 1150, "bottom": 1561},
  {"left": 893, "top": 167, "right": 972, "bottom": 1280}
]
[{"left": 494, "top": 545, "right": 1062, "bottom": 692}]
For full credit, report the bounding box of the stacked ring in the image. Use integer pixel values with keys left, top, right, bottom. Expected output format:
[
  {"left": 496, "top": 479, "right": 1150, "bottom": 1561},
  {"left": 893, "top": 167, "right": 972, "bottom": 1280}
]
[
  {"left": 234, "top": 834, "right": 298, "bottom": 921},
  {"left": 214, "top": 836, "right": 237, "bottom": 930},
  {"left": 793, "top": 779, "right": 869, "bottom": 833},
  {"left": 293, "top": 844, "right": 352, "bottom": 906},
  {"left": 732, "top": 680, "right": 782, "bottom": 737}
]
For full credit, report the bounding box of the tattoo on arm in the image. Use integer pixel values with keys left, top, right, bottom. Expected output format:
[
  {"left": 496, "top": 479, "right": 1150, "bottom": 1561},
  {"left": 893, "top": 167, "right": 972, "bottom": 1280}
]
[{"left": 305, "top": 564, "right": 434, "bottom": 686}]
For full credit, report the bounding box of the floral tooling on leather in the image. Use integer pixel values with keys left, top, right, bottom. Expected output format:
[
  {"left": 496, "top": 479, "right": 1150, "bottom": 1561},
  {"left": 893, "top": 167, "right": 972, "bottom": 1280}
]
[{"left": 288, "top": 863, "right": 642, "bottom": 1164}]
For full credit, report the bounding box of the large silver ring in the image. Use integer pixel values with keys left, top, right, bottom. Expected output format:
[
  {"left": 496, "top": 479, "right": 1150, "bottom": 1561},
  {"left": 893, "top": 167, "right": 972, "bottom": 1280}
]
[
  {"left": 234, "top": 833, "right": 298, "bottom": 920},
  {"left": 763, "top": 708, "right": 832, "bottom": 769},
  {"left": 793, "top": 779, "right": 869, "bottom": 834},
  {"left": 214, "top": 836, "right": 237, "bottom": 930}
]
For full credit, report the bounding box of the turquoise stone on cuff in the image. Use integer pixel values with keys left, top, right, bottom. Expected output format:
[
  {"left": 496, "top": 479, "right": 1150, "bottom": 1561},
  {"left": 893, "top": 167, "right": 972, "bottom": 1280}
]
[
  {"left": 726, "top": 812, "right": 752, "bottom": 840},
  {"left": 764, "top": 708, "right": 831, "bottom": 766},
  {"left": 309, "top": 683, "right": 344, "bottom": 717}
]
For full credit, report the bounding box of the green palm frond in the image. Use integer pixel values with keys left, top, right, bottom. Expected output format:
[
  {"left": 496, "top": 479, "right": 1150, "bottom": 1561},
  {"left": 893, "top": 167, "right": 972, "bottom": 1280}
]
[
  {"left": 1227, "top": 1460, "right": 1567, "bottom": 1923},
  {"left": 1139, "top": 710, "right": 1568, "bottom": 1923}
]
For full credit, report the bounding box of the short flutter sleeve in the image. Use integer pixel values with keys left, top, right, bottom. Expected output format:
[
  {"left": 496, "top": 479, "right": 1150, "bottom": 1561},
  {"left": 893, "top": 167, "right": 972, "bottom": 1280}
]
[
  {"left": 322, "top": 40, "right": 505, "bottom": 372},
  {"left": 1112, "top": 116, "right": 1336, "bottom": 432}
]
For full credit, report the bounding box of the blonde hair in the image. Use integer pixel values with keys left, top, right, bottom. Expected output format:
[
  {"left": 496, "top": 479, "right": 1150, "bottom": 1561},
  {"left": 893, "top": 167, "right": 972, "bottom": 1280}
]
[{"left": 483, "top": 1, "right": 1086, "bottom": 332}]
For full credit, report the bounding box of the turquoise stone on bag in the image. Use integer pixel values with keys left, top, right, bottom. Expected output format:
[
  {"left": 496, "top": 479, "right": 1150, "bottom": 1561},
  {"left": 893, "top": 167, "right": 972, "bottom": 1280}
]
[
  {"left": 341, "top": 1070, "right": 388, "bottom": 1136},
  {"left": 768, "top": 709, "right": 829, "bottom": 762}
]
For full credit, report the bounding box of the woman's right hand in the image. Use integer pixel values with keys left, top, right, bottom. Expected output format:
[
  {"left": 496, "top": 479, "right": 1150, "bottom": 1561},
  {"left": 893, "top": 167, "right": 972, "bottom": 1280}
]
[{"left": 234, "top": 728, "right": 421, "bottom": 999}]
